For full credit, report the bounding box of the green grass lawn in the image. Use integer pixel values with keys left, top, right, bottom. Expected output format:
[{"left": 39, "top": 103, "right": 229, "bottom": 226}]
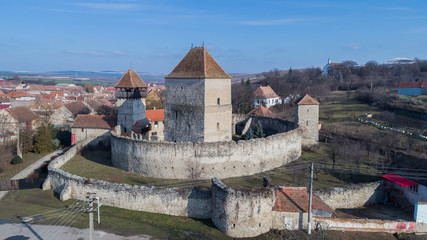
[
  {"left": 320, "top": 91, "right": 380, "bottom": 123},
  {"left": 0, "top": 152, "right": 48, "bottom": 180},
  {"left": 61, "top": 148, "right": 208, "bottom": 188},
  {"left": 0, "top": 189, "right": 230, "bottom": 239}
]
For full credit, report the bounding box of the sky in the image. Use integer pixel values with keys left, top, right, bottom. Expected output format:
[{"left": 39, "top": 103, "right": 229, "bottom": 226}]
[{"left": 1, "top": 0, "right": 427, "bottom": 74}]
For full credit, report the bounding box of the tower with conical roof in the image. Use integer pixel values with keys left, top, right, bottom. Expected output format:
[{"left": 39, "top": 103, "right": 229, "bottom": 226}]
[
  {"left": 115, "top": 69, "right": 148, "bottom": 134},
  {"left": 164, "top": 46, "right": 232, "bottom": 142},
  {"left": 294, "top": 94, "right": 320, "bottom": 145}
]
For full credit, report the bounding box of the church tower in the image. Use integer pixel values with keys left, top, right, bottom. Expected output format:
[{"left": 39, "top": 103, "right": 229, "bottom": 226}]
[
  {"left": 164, "top": 46, "right": 232, "bottom": 142},
  {"left": 295, "top": 94, "right": 320, "bottom": 146},
  {"left": 115, "top": 69, "right": 148, "bottom": 134}
]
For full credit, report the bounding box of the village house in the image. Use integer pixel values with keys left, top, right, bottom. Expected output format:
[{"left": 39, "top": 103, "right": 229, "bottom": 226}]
[
  {"left": 398, "top": 82, "right": 427, "bottom": 96},
  {"left": 322, "top": 57, "right": 345, "bottom": 75},
  {"left": 253, "top": 86, "right": 282, "bottom": 109},
  {"left": 71, "top": 114, "right": 117, "bottom": 144},
  {"left": 0, "top": 106, "right": 39, "bottom": 140},
  {"left": 384, "top": 173, "right": 427, "bottom": 209},
  {"left": 146, "top": 109, "right": 165, "bottom": 141}
]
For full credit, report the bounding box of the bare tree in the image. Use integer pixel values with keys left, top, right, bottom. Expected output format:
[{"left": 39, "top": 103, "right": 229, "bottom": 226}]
[{"left": 186, "top": 159, "right": 204, "bottom": 181}]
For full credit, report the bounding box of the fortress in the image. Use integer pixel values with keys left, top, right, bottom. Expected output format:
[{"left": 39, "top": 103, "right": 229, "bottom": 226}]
[{"left": 110, "top": 46, "right": 320, "bottom": 180}]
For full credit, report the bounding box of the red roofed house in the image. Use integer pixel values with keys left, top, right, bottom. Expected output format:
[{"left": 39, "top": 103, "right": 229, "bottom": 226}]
[
  {"left": 322, "top": 57, "right": 345, "bottom": 75},
  {"left": 254, "top": 86, "right": 282, "bottom": 109},
  {"left": 145, "top": 109, "right": 165, "bottom": 140},
  {"left": 248, "top": 105, "right": 275, "bottom": 118},
  {"left": 272, "top": 186, "right": 334, "bottom": 230},
  {"left": 71, "top": 114, "right": 117, "bottom": 144},
  {"left": 398, "top": 82, "right": 427, "bottom": 96},
  {"left": 383, "top": 173, "right": 427, "bottom": 210},
  {"left": 0, "top": 106, "right": 39, "bottom": 141}
]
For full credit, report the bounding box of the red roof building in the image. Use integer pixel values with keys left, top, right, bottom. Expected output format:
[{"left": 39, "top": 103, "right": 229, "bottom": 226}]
[
  {"left": 115, "top": 69, "right": 148, "bottom": 89},
  {"left": 383, "top": 173, "right": 418, "bottom": 187},
  {"left": 398, "top": 82, "right": 427, "bottom": 88},
  {"left": 296, "top": 94, "right": 320, "bottom": 105},
  {"left": 71, "top": 115, "right": 117, "bottom": 129},
  {"left": 146, "top": 109, "right": 164, "bottom": 121},
  {"left": 248, "top": 105, "right": 275, "bottom": 118},
  {"left": 273, "top": 187, "right": 334, "bottom": 216},
  {"left": 165, "top": 46, "right": 231, "bottom": 79}
]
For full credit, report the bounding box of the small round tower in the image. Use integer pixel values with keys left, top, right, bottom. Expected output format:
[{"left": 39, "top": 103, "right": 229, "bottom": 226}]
[{"left": 115, "top": 69, "right": 148, "bottom": 134}]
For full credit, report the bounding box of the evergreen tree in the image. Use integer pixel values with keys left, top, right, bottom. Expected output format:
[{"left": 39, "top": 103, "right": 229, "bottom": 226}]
[
  {"left": 244, "top": 127, "right": 254, "bottom": 140},
  {"left": 254, "top": 121, "right": 265, "bottom": 138},
  {"left": 33, "top": 124, "right": 53, "bottom": 154}
]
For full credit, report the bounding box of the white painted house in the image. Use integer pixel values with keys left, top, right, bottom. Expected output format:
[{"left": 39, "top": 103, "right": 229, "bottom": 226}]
[
  {"left": 253, "top": 86, "right": 282, "bottom": 109},
  {"left": 383, "top": 173, "right": 427, "bottom": 211}
]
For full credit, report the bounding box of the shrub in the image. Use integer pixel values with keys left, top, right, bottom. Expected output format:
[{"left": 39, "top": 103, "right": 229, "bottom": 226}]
[{"left": 11, "top": 155, "right": 23, "bottom": 165}]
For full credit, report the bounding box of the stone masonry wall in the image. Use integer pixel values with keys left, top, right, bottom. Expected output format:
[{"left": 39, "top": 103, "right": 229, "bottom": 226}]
[
  {"left": 164, "top": 78, "right": 205, "bottom": 142},
  {"left": 44, "top": 138, "right": 212, "bottom": 219},
  {"left": 211, "top": 178, "right": 275, "bottom": 238},
  {"left": 295, "top": 104, "right": 319, "bottom": 146},
  {"left": 315, "top": 182, "right": 385, "bottom": 209},
  {"left": 111, "top": 128, "right": 302, "bottom": 180}
]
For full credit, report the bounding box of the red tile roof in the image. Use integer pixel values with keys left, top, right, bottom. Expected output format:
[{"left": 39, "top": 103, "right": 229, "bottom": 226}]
[
  {"left": 115, "top": 69, "right": 148, "bottom": 89},
  {"left": 273, "top": 187, "right": 334, "bottom": 213},
  {"left": 248, "top": 105, "right": 275, "bottom": 118},
  {"left": 296, "top": 94, "right": 320, "bottom": 105},
  {"left": 146, "top": 109, "right": 164, "bottom": 121},
  {"left": 383, "top": 173, "right": 418, "bottom": 187},
  {"left": 6, "top": 106, "right": 38, "bottom": 123},
  {"left": 398, "top": 82, "right": 427, "bottom": 88},
  {"left": 165, "top": 47, "right": 231, "bottom": 79},
  {"left": 4, "top": 91, "right": 30, "bottom": 98},
  {"left": 254, "top": 86, "right": 280, "bottom": 99},
  {"left": 71, "top": 115, "right": 117, "bottom": 129}
]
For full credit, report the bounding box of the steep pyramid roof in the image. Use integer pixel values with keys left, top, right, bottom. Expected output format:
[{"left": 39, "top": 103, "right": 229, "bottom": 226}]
[
  {"left": 115, "top": 69, "right": 148, "bottom": 88},
  {"left": 165, "top": 47, "right": 231, "bottom": 79},
  {"left": 248, "top": 105, "right": 275, "bottom": 118},
  {"left": 296, "top": 94, "right": 319, "bottom": 105}
]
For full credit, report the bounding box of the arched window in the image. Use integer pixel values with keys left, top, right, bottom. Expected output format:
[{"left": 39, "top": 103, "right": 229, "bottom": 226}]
[{"left": 217, "top": 98, "right": 220, "bottom": 105}]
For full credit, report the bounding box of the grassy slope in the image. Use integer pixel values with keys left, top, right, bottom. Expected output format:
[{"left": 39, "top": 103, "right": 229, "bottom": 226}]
[
  {"left": 0, "top": 189, "right": 230, "bottom": 240},
  {"left": 0, "top": 152, "right": 47, "bottom": 180}
]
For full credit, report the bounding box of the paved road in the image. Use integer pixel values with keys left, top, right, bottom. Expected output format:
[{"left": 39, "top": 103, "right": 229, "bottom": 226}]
[
  {"left": 0, "top": 223, "right": 151, "bottom": 240},
  {"left": 0, "top": 150, "right": 63, "bottom": 201}
]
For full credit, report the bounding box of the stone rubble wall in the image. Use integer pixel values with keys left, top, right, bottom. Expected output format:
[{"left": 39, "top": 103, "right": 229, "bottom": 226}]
[
  {"left": 111, "top": 128, "right": 302, "bottom": 180},
  {"left": 44, "top": 138, "right": 212, "bottom": 219},
  {"left": 315, "top": 182, "right": 385, "bottom": 210},
  {"left": 211, "top": 178, "right": 275, "bottom": 238}
]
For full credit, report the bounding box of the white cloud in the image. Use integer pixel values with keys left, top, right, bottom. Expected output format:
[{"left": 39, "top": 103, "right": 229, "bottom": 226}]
[
  {"left": 236, "top": 18, "right": 309, "bottom": 26},
  {"left": 64, "top": 50, "right": 105, "bottom": 56},
  {"left": 74, "top": 3, "right": 138, "bottom": 11},
  {"left": 343, "top": 43, "right": 360, "bottom": 50},
  {"left": 383, "top": 7, "right": 411, "bottom": 11},
  {"left": 112, "top": 51, "right": 127, "bottom": 56},
  {"left": 403, "top": 27, "right": 427, "bottom": 34}
]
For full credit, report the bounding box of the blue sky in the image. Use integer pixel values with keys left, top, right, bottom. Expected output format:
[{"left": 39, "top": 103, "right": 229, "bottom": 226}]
[{"left": 1, "top": 0, "right": 427, "bottom": 74}]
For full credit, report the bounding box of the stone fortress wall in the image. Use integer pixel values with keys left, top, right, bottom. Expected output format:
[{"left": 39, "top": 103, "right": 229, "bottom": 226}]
[
  {"left": 44, "top": 138, "right": 414, "bottom": 238},
  {"left": 44, "top": 138, "right": 212, "bottom": 219},
  {"left": 111, "top": 115, "right": 302, "bottom": 180}
]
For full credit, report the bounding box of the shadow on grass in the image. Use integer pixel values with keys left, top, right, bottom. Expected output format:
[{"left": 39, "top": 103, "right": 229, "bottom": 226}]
[{"left": 80, "top": 144, "right": 112, "bottom": 166}]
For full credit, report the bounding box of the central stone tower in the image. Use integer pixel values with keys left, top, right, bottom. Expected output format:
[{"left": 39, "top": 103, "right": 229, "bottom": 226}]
[
  {"left": 115, "top": 69, "right": 148, "bottom": 134},
  {"left": 164, "top": 46, "right": 232, "bottom": 142}
]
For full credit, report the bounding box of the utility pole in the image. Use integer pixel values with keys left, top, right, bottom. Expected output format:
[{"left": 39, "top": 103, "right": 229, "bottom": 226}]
[
  {"left": 307, "top": 162, "right": 313, "bottom": 235},
  {"left": 86, "top": 192, "right": 96, "bottom": 240}
]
